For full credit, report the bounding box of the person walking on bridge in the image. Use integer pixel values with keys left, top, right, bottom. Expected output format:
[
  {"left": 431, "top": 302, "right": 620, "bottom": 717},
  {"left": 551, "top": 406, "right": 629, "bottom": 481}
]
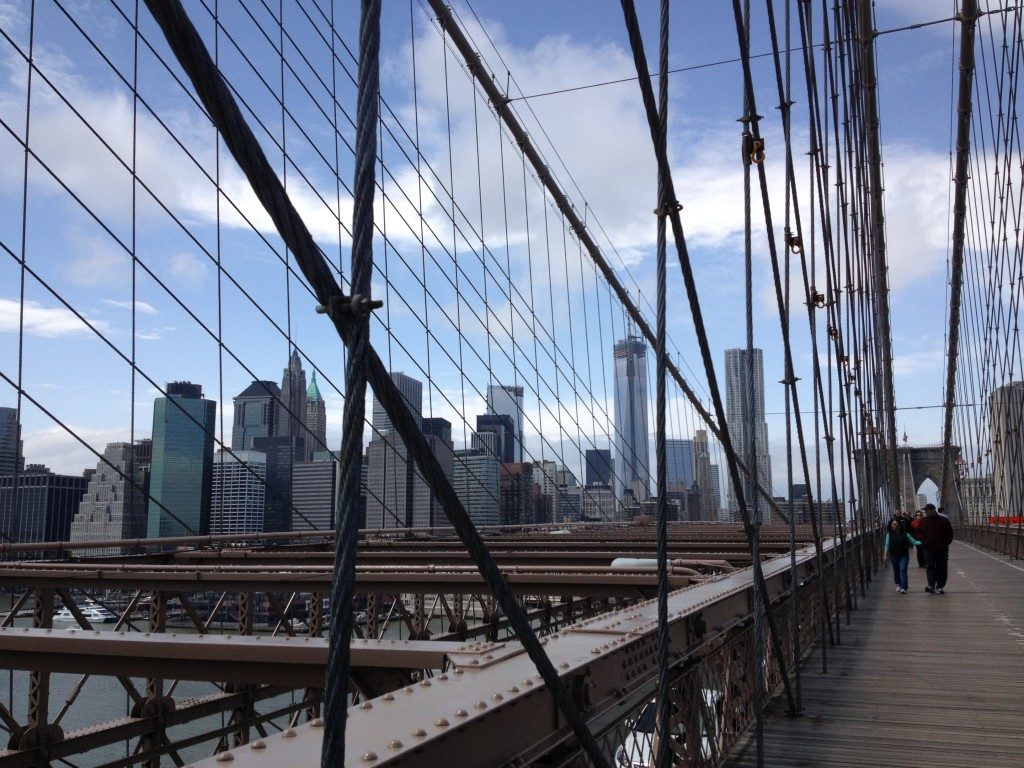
[
  {"left": 918, "top": 503, "right": 954, "bottom": 594},
  {"left": 911, "top": 510, "right": 926, "bottom": 568},
  {"left": 882, "top": 517, "right": 921, "bottom": 594}
]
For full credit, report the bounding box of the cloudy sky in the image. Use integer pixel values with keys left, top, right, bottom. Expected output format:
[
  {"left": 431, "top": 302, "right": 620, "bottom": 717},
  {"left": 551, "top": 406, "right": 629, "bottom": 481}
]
[{"left": 0, "top": 0, "right": 978, "bottom": 501}]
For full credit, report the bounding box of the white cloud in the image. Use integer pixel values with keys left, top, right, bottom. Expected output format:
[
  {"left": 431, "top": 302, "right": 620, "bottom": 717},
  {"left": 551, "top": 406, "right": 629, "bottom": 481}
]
[
  {"left": 0, "top": 297, "right": 108, "bottom": 337},
  {"left": 167, "top": 251, "right": 209, "bottom": 283},
  {"left": 893, "top": 348, "right": 944, "bottom": 376},
  {"left": 22, "top": 423, "right": 136, "bottom": 476},
  {"left": 102, "top": 299, "right": 158, "bottom": 315}
]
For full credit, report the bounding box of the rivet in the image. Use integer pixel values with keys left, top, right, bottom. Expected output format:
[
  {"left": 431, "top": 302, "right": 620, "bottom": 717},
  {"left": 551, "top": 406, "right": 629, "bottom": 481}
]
[
  {"left": 470, "top": 659, "right": 480, "bottom": 666},
  {"left": 438, "top": 674, "right": 449, "bottom": 681},
  {"left": 436, "top": 718, "right": 449, "bottom": 727},
  {"left": 403, "top": 686, "right": 414, "bottom": 694},
  {"left": 387, "top": 740, "right": 403, "bottom": 750},
  {"left": 474, "top": 700, "right": 486, "bottom": 709},
  {"left": 484, "top": 654, "right": 493, "bottom": 660},
  {"left": 455, "top": 669, "right": 464, "bottom": 675},
  {"left": 412, "top": 728, "right": 427, "bottom": 738},
  {"left": 215, "top": 752, "right": 233, "bottom": 762},
  {"left": 508, "top": 686, "right": 520, "bottom": 693},
  {"left": 383, "top": 693, "right": 395, "bottom": 702},
  {"left": 310, "top": 718, "right": 324, "bottom": 728},
  {"left": 362, "top": 751, "right": 378, "bottom": 762},
  {"left": 282, "top": 728, "right": 296, "bottom": 738},
  {"left": 523, "top": 679, "right": 534, "bottom": 687},
  {"left": 559, "top": 662, "right": 569, "bottom": 669},
  {"left": 455, "top": 709, "right": 469, "bottom": 717},
  {"left": 250, "top": 741, "right": 266, "bottom": 750},
  {"left": 419, "top": 680, "right": 431, "bottom": 687},
  {"left": 361, "top": 702, "right": 373, "bottom": 710},
  {"left": 492, "top": 693, "right": 503, "bottom": 701},
  {"left": 591, "top": 648, "right": 600, "bottom": 654}
]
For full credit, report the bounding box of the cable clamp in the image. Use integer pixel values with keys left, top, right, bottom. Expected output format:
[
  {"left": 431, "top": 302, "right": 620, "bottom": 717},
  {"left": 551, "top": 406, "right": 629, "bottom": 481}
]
[
  {"left": 653, "top": 202, "right": 683, "bottom": 217},
  {"left": 742, "top": 136, "right": 766, "bottom": 164},
  {"left": 316, "top": 293, "right": 384, "bottom": 321},
  {"left": 808, "top": 288, "right": 826, "bottom": 308},
  {"left": 786, "top": 233, "right": 803, "bottom": 254}
]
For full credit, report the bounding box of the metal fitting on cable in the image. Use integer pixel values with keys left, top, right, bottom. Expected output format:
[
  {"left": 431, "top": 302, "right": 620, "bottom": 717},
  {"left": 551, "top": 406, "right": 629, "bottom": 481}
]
[
  {"left": 786, "top": 233, "right": 803, "bottom": 254},
  {"left": 653, "top": 201, "right": 683, "bottom": 217},
  {"left": 315, "top": 293, "right": 384, "bottom": 321}
]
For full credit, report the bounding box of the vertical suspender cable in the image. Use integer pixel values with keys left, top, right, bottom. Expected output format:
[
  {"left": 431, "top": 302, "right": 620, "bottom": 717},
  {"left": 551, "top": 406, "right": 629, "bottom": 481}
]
[
  {"left": 618, "top": 0, "right": 798, "bottom": 717},
  {"left": 940, "top": 0, "right": 980, "bottom": 511},
  {"left": 323, "top": 0, "right": 380, "bottom": 765},
  {"left": 653, "top": 3, "right": 671, "bottom": 765}
]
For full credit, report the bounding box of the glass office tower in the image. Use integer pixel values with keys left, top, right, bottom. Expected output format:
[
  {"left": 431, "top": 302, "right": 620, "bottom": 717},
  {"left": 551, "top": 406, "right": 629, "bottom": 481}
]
[{"left": 146, "top": 382, "right": 216, "bottom": 538}]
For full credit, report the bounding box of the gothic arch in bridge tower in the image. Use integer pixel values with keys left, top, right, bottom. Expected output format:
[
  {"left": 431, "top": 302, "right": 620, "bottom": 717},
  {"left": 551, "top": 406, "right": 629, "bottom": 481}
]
[{"left": 854, "top": 445, "right": 962, "bottom": 523}]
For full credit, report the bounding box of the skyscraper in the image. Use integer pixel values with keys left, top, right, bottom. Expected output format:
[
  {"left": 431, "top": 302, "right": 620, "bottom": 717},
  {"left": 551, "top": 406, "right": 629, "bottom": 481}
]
[
  {"left": 210, "top": 450, "right": 266, "bottom": 535},
  {"left": 665, "top": 439, "right": 695, "bottom": 489},
  {"left": 365, "top": 374, "right": 451, "bottom": 528},
  {"left": 584, "top": 448, "right": 613, "bottom": 487},
  {"left": 305, "top": 371, "right": 327, "bottom": 458},
  {"left": 724, "top": 348, "right": 772, "bottom": 520},
  {"left": 373, "top": 372, "right": 423, "bottom": 434},
  {"left": 292, "top": 452, "right": 343, "bottom": 532},
  {"left": 0, "top": 406, "right": 24, "bottom": 476},
  {"left": 613, "top": 334, "right": 650, "bottom": 502},
  {"left": 474, "top": 413, "right": 516, "bottom": 463},
  {"left": 453, "top": 449, "right": 500, "bottom": 526},
  {"left": 1, "top": 465, "right": 88, "bottom": 553},
  {"left": 70, "top": 441, "right": 149, "bottom": 555},
  {"left": 709, "top": 464, "right": 722, "bottom": 519},
  {"left": 990, "top": 381, "right": 1023, "bottom": 522},
  {"left": 280, "top": 350, "right": 308, "bottom": 460},
  {"left": 146, "top": 382, "right": 216, "bottom": 538},
  {"left": 231, "top": 380, "right": 282, "bottom": 451},
  {"left": 486, "top": 384, "right": 525, "bottom": 462}
]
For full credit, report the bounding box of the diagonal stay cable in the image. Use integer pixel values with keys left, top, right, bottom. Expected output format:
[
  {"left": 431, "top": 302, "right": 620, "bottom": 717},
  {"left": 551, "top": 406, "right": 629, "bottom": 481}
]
[
  {"left": 617, "top": 0, "right": 797, "bottom": 716},
  {"left": 425, "top": 0, "right": 790, "bottom": 526},
  {"left": 139, "top": 2, "right": 610, "bottom": 765}
]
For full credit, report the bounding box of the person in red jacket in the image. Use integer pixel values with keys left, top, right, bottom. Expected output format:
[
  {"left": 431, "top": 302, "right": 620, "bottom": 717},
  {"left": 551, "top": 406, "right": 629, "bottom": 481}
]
[
  {"left": 910, "top": 510, "right": 926, "bottom": 568},
  {"left": 917, "top": 503, "right": 954, "bottom": 594}
]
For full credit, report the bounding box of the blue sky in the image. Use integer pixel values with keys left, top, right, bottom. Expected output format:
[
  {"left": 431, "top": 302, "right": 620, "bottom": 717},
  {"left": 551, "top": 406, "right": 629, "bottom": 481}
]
[{"left": 0, "top": 0, "right": 978, "bottom": 500}]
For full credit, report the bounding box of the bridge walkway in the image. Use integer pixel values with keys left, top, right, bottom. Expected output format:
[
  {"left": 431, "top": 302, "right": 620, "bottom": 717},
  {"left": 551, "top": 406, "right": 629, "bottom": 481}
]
[{"left": 727, "top": 540, "right": 1024, "bottom": 767}]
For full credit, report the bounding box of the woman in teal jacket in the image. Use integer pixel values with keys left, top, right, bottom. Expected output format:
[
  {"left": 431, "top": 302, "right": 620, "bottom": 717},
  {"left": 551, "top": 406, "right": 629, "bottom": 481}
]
[{"left": 882, "top": 517, "right": 922, "bottom": 594}]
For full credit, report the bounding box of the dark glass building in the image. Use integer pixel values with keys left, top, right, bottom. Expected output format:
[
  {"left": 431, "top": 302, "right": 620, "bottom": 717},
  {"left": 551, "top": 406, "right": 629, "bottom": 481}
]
[
  {"left": 146, "top": 382, "right": 216, "bottom": 538},
  {"left": 231, "top": 380, "right": 282, "bottom": 451},
  {"left": 584, "top": 448, "right": 613, "bottom": 487},
  {"left": 0, "top": 406, "right": 24, "bottom": 476},
  {"left": 474, "top": 413, "right": 516, "bottom": 463},
  {"left": 1, "top": 466, "right": 88, "bottom": 557}
]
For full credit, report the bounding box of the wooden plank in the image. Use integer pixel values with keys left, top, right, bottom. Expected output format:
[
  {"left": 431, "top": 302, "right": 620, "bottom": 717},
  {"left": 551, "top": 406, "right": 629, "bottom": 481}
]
[{"left": 727, "top": 541, "right": 1024, "bottom": 767}]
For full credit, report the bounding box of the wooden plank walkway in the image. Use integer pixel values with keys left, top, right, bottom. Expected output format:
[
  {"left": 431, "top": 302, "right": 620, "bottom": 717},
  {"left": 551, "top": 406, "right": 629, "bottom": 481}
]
[{"left": 727, "top": 541, "right": 1024, "bottom": 767}]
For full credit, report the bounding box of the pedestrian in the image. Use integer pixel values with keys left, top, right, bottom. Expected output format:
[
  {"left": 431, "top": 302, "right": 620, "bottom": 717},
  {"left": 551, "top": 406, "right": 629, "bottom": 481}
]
[
  {"left": 882, "top": 517, "right": 921, "bottom": 594},
  {"left": 917, "top": 503, "right": 954, "bottom": 594},
  {"left": 911, "top": 510, "right": 926, "bottom": 568}
]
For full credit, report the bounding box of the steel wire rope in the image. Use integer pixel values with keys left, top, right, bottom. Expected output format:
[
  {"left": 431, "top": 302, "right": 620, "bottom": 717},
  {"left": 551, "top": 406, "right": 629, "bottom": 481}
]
[
  {"left": 99, "top": 0, "right": 638, "bottom": 528},
  {"left": 651, "top": 1, "right": 672, "bottom": 765},
  {"left": 618, "top": 0, "right": 798, "bottom": 716},
  {"left": 434, "top": 0, "right": 717, "bottom": 405},
  {"left": 137, "top": 5, "right": 618, "bottom": 763},
  {"left": 450, "top": 0, "right": 685, "bottom": 362},
  {"left": 425, "top": 0, "right": 793, "bottom": 521},
  {"left": 730, "top": 0, "right": 839, "bottom": 662}
]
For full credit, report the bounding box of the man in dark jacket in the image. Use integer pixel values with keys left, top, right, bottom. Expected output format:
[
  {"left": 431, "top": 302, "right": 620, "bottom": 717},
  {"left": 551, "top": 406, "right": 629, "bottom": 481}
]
[{"left": 917, "top": 503, "right": 954, "bottom": 594}]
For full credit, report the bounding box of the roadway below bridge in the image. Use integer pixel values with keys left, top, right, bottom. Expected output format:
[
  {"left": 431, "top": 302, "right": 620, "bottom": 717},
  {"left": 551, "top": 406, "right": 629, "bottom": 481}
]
[{"left": 727, "top": 540, "right": 1024, "bottom": 767}]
